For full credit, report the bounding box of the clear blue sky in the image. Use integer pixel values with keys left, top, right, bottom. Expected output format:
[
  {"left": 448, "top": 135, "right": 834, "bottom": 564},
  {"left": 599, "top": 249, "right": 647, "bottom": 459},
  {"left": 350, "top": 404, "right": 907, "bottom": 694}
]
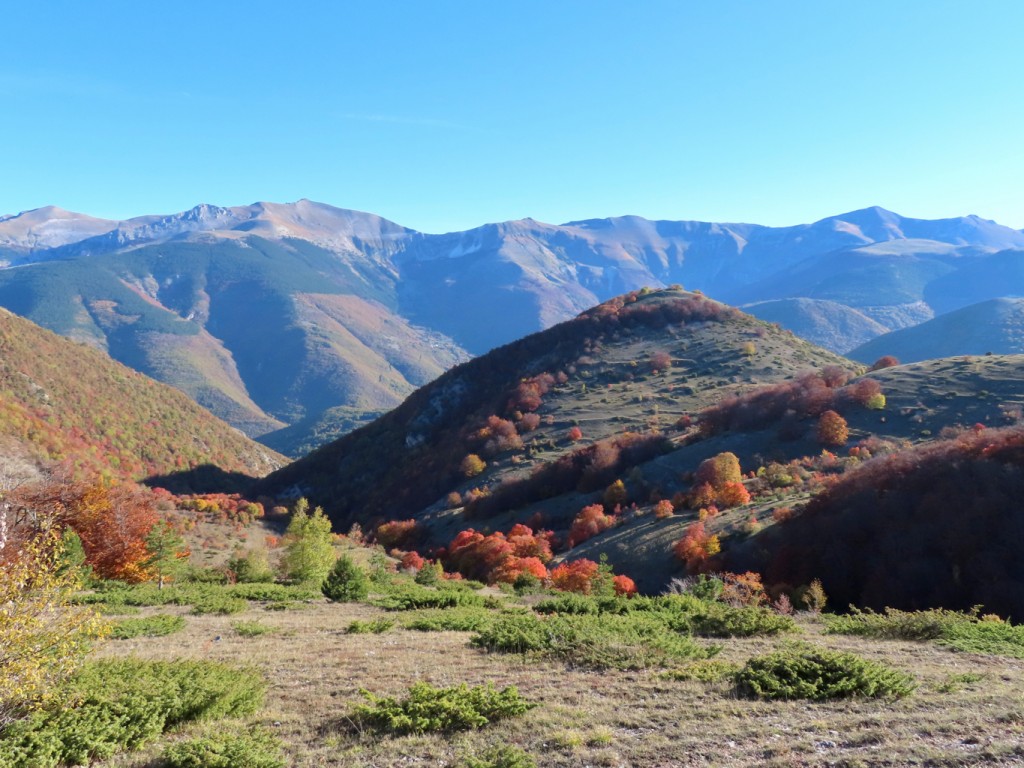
[{"left": 2, "top": 1, "right": 1022, "bottom": 232}]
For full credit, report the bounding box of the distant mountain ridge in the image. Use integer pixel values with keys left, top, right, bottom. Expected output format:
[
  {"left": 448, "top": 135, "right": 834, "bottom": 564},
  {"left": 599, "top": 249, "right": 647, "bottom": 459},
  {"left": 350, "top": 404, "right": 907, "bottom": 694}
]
[{"left": 3, "top": 200, "right": 1023, "bottom": 452}]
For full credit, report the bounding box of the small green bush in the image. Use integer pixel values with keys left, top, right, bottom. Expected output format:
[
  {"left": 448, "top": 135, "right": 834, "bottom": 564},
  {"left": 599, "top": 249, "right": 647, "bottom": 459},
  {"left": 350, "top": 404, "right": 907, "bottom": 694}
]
[
  {"left": 322, "top": 555, "right": 370, "bottom": 602},
  {"left": 346, "top": 618, "right": 396, "bottom": 634},
  {"left": 472, "top": 612, "right": 714, "bottom": 670},
  {"left": 232, "top": 620, "right": 277, "bottom": 638},
  {"left": 163, "top": 726, "right": 285, "bottom": 768},
  {"left": 354, "top": 682, "right": 535, "bottom": 734},
  {"left": 400, "top": 607, "right": 497, "bottom": 633},
  {"left": 734, "top": 645, "right": 915, "bottom": 700},
  {"left": 371, "top": 584, "right": 485, "bottom": 611},
  {"left": 683, "top": 603, "right": 797, "bottom": 638},
  {"left": 110, "top": 614, "right": 186, "bottom": 639},
  {"left": 824, "top": 607, "right": 1024, "bottom": 658},
  {"left": 191, "top": 594, "right": 248, "bottom": 616},
  {"left": 0, "top": 660, "right": 266, "bottom": 766},
  {"left": 463, "top": 745, "right": 537, "bottom": 768},
  {"left": 227, "top": 583, "right": 315, "bottom": 602}
]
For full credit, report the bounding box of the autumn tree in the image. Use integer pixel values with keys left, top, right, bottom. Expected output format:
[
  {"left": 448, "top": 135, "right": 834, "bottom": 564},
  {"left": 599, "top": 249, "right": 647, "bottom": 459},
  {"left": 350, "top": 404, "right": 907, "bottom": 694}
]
[
  {"left": 549, "top": 559, "right": 601, "bottom": 594},
  {"left": 568, "top": 504, "right": 616, "bottom": 547},
  {"left": 869, "top": 355, "right": 900, "bottom": 371},
  {"left": 650, "top": 351, "right": 672, "bottom": 373},
  {"left": 0, "top": 525, "right": 107, "bottom": 728},
  {"left": 15, "top": 479, "right": 159, "bottom": 583},
  {"left": 816, "top": 410, "right": 849, "bottom": 447},
  {"left": 673, "top": 522, "right": 721, "bottom": 573},
  {"left": 695, "top": 452, "right": 742, "bottom": 491},
  {"left": 282, "top": 498, "right": 336, "bottom": 584},
  {"left": 461, "top": 454, "right": 486, "bottom": 478},
  {"left": 603, "top": 479, "right": 628, "bottom": 510}
]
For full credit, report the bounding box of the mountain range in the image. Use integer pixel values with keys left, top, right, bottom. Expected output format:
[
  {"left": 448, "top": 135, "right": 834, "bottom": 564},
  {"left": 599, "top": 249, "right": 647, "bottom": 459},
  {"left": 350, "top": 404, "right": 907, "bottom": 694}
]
[{"left": 3, "top": 200, "right": 1023, "bottom": 453}]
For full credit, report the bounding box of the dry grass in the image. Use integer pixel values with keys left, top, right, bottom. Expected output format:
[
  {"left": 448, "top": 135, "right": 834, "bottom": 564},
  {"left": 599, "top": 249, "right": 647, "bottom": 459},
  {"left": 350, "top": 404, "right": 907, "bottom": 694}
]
[{"left": 91, "top": 599, "right": 1024, "bottom": 768}]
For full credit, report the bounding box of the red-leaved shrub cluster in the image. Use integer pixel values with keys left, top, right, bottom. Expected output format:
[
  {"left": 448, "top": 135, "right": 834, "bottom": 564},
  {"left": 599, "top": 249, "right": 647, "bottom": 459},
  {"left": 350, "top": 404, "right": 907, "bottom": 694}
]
[{"left": 698, "top": 368, "right": 880, "bottom": 437}]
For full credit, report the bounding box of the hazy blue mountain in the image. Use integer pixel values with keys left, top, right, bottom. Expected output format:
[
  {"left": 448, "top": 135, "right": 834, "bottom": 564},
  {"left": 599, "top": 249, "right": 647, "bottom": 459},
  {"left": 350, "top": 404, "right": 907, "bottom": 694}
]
[
  {"left": 3, "top": 200, "right": 1023, "bottom": 451},
  {"left": 850, "top": 298, "right": 1024, "bottom": 364}
]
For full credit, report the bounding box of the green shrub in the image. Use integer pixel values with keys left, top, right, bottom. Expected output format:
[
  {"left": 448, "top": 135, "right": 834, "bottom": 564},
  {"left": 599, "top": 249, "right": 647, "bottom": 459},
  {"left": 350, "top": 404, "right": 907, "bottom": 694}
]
[
  {"left": 322, "top": 555, "right": 370, "bottom": 602},
  {"left": 346, "top": 618, "right": 396, "bottom": 634},
  {"left": 734, "top": 645, "right": 915, "bottom": 700},
  {"left": 162, "top": 726, "right": 285, "bottom": 768},
  {"left": 659, "top": 660, "right": 740, "bottom": 683},
  {"left": 110, "top": 614, "right": 186, "bottom": 639},
  {"left": 227, "top": 550, "right": 276, "bottom": 584},
  {"left": 354, "top": 682, "right": 535, "bottom": 734},
  {"left": 825, "top": 606, "right": 964, "bottom": 640},
  {"left": 0, "top": 660, "right": 266, "bottom": 767},
  {"left": 941, "top": 620, "right": 1024, "bottom": 658},
  {"left": 472, "top": 612, "right": 714, "bottom": 670},
  {"left": 400, "top": 607, "right": 497, "bottom": 633},
  {"left": 191, "top": 594, "right": 248, "bottom": 615},
  {"left": 415, "top": 562, "right": 444, "bottom": 586},
  {"left": 232, "top": 620, "right": 277, "bottom": 638},
  {"left": 184, "top": 566, "right": 231, "bottom": 584},
  {"left": 683, "top": 603, "right": 797, "bottom": 638},
  {"left": 463, "top": 745, "right": 537, "bottom": 768},
  {"left": 534, "top": 594, "right": 601, "bottom": 615},
  {"left": 224, "top": 585, "right": 303, "bottom": 606},
  {"left": 824, "top": 607, "right": 1024, "bottom": 658},
  {"left": 371, "top": 584, "right": 486, "bottom": 611}
]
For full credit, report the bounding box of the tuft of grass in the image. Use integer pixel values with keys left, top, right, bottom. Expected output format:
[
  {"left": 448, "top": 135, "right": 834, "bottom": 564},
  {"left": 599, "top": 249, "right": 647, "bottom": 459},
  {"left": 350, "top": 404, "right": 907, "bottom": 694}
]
[
  {"left": 734, "top": 644, "right": 916, "bottom": 700},
  {"left": 353, "top": 681, "right": 536, "bottom": 734},
  {"left": 110, "top": 614, "right": 186, "bottom": 639}
]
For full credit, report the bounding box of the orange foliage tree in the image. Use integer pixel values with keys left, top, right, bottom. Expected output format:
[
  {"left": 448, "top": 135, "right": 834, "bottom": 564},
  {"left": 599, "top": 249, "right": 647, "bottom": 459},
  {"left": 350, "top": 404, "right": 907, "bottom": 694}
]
[
  {"left": 16, "top": 480, "right": 160, "bottom": 582},
  {"left": 492, "top": 556, "right": 549, "bottom": 584},
  {"left": 549, "top": 558, "right": 601, "bottom": 593},
  {"left": 613, "top": 574, "right": 638, "bottom": 596},
  {"left": 673, "top": 522, "right": 721, "bottom": 574},
  {"left": 568, "top": 504, "right": 616, "bottom": 547},
  {"left": 816, "top": 410, "right": 849, "bottom": 447}
]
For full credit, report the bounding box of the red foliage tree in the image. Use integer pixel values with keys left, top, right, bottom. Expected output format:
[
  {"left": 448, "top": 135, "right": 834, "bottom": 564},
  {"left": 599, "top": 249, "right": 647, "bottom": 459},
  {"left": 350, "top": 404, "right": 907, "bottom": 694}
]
[
  {"left": 567, "top": 426, "right": 583, "bottom": 442},
  {"left": 869, "top": 355, "right": 900, "bottom": 371},
  {"left": 568, "top": 504, "right": 616, "bottom": 547},
  {"left": 492, "top": 556, "right": 549, "bottom": 584},
  {"left": 506, "top": 523, "right": 554, "bottom": 562},
  {"left": 673, "top": 522, "right": 721, "bottom": 574},
  {"left": 716, "top": 480, "right": 751, "bottom": 508},
  {"left": 613, "top": 574, "right": 638, "bottom": 596},
  {"left": 549, "top": 558, "right": 601, "bottom": 593},
  {"left": 400, "top": 551, "right": 426, "bottom": 571}
]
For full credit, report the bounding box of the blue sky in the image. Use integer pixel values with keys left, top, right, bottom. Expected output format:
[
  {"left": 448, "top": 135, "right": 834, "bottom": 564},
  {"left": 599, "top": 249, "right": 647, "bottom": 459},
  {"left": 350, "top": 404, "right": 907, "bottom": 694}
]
[{"left": 2, "top": 1, "right": 1022, "bottom": 232}]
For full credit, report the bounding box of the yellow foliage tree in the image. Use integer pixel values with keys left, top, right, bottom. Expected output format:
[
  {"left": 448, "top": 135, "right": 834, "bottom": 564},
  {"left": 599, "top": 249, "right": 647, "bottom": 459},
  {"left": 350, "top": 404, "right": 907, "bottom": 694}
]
[{"left": 0, "top": 529, "right": 108, "bottom": 728}]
